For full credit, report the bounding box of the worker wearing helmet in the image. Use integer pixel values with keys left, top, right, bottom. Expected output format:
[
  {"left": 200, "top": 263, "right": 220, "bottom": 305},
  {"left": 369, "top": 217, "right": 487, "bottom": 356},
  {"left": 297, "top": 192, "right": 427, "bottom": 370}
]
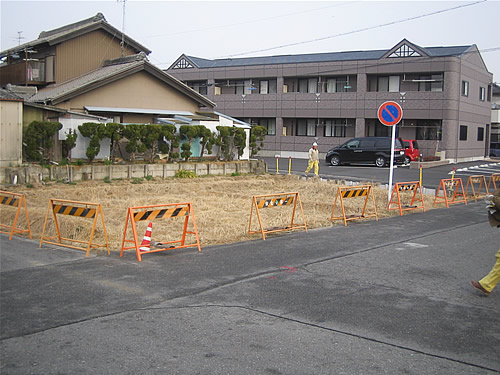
[{"left": 305, "top": 142, "right": 319, "bottom": 177}]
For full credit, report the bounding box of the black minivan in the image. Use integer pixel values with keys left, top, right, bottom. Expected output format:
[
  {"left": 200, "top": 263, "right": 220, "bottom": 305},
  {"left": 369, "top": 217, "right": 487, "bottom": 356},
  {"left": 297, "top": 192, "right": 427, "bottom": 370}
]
[{"left": 325, "top": 137, "right": 406, "bottom": 167}]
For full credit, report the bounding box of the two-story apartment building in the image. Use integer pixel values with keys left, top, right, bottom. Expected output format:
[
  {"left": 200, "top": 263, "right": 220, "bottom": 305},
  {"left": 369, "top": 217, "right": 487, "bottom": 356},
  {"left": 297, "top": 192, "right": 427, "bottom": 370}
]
[{"left": 167, "top": 39, "right": 493, "bottom": 162}]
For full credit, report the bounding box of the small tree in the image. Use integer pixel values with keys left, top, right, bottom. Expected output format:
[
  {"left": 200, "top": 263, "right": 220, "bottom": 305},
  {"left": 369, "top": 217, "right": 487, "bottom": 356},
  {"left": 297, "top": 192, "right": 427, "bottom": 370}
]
[
  {"left": 180, "top": 142, "right": 192, "bottom": 161},
  {"left": 121, "top": 124, "right": 146, "bottom": 162},
  {"left": 64, "top": 129, "right": 78, "bottom": 162},
  {"left": 140, "top": 124, "right": 163, "bottom": 163},
  {"left": 215, "top": 126, "right": 232, "bottom": 161},
  {"left": 159, "top": 124, "right": 178, "bottom": 161},
  {"left": 78, "top": 122, "right": 105, "bottom": 162},
  {"left": 179, "top": 125, "right": 200, "bottom": 161},
  {"left": 232, "top": 128, "right": 247, "bottom": 159},
  {"left": 102, "top": 123, "right": 123, "bottom": 160},
  {"left": 198, "top": 125, "right": 215, "bottom": 158},
  {"left": 24, "top": 121, "right": 63, "bottom": 162},
  {"left": 250, "top": 125, "right": 267, "bottom": 157}
]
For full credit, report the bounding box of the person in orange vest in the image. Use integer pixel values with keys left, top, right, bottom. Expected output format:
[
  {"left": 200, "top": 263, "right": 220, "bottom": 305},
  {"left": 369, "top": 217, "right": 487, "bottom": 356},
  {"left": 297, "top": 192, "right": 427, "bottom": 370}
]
[
  {"left": 305, "top": 142, "right": 319, "bottom": 177},
  {"left": 471, "top": 187, "right": 500, "bottom": 296}
]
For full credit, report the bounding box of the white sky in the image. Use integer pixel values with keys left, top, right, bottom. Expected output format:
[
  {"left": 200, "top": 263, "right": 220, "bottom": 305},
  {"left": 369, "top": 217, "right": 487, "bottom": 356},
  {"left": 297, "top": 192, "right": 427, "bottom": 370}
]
[{"left": 1, "top": 0, "right": 499, "bottom": 81}]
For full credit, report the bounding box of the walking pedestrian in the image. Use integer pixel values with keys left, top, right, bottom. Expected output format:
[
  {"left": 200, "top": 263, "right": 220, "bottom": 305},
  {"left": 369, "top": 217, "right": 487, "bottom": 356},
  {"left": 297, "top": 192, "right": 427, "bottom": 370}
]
[
  {"left": 471, "top": 187, "right": 500, "bottom": 296},
  {"left": 305, "top": 142, "right": 319, "bottom": 177}
]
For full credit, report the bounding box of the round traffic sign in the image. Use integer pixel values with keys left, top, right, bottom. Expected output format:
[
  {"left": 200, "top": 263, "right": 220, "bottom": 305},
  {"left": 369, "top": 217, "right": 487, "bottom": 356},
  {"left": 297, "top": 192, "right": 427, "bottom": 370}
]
[{"left": 377, "top": 101, "right": 403, "bottom": 126}]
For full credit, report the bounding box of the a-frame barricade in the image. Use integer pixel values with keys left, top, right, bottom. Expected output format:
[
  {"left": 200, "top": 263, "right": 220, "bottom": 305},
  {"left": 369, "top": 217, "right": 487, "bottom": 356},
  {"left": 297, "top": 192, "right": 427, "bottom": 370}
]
[
  {"left": 248, "top": 192, "right": 307, "bottom": 240},
  {"left": 121, "top": 202, "right": 201, "bottom": 262},
  {"left": 0, "top": 190, "right": 32, "bottom": 240},
  {"left": 434, "top": 178, "right": 467, "bottom": 208},
  {"left": 488, "top": 173, "right": 500, "bottom": 191},
  {"left": 40, "top": 199, "right": 110, "bottom": 256},
  {"left": 464, "top": 175, "right": 489, "bottom": 201},
  {"left": 330, "top": 185, "right": 378, "bottom": 226},
  {"left": 387, "top": 181, "right": 425, "bottom": 216}
]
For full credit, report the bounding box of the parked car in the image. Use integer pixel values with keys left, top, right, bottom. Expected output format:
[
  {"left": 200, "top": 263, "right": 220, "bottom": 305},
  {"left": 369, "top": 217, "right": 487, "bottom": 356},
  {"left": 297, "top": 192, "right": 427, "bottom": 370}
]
[
  {"left": 325, "top": 137, "right": 406, "bottom": 167},
  {"left": 402, "top": 139, "right": 420, "bottom": 164},
  {"left": 490, "top": 142, "right": 500, "bottom": 158}
]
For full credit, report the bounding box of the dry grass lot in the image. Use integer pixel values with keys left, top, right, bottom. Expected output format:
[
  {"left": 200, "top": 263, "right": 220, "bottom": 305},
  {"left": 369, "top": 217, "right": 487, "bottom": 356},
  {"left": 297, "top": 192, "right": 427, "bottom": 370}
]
[{"left": 1, "top": 175, "right": 441, "bottom": 254}]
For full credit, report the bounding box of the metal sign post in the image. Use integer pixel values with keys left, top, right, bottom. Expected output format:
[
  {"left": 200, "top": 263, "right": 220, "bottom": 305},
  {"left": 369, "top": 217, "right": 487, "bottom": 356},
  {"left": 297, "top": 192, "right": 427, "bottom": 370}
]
[{"left": 377, "top": 101, "right": 403, "bottom": 202}]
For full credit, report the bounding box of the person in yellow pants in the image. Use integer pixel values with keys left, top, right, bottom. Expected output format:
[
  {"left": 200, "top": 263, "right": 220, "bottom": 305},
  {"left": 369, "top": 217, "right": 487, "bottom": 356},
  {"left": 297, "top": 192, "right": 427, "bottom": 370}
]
[
  {"left": 472, "top": 187, "right": 500, "bottom": 296},
  {"left": 305, "top": 142, "right": 319, "bottom": 176},
  {"left": 471, "top": 249, "right": 500, "bottom": 295}
]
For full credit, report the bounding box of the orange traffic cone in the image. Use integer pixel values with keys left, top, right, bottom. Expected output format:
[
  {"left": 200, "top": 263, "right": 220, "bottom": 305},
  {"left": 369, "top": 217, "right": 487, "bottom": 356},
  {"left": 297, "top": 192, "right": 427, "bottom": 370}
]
[{"left": 139, "top": 222, "right": 153, "bottom": 252}]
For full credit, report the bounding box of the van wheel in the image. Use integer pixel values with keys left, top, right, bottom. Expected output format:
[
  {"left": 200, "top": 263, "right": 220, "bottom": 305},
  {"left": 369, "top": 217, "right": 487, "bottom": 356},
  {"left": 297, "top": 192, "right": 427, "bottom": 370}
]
[
  {"left": 375, "top": 156, "right": 386, "bottom": 168},
  {"left": 330, "top": 155, "right": 341, "bottom": 166},
  {"left": 404, "top": 156, "right": 411, "bottom": 165}
]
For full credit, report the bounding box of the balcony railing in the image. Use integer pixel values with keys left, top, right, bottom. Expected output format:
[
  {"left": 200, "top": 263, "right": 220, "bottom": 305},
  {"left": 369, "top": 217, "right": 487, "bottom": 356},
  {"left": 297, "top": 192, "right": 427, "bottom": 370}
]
[{"left": 0, "top": 60, "right": 46, "bottom": 86}]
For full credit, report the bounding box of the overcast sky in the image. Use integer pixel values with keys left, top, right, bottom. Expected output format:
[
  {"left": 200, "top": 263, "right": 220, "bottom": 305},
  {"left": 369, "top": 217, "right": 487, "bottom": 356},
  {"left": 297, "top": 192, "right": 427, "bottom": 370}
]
[{"left": 1, "top": 0, "right": 499, "bottom": 81}]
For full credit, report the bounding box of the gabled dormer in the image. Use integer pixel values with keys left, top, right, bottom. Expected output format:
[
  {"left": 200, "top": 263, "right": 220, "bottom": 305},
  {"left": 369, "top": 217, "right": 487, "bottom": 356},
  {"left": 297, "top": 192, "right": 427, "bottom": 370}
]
[
  {"left": 169, "top": 55, "right": 198, "bottom": 70},
  {"left": 382, "top": 39, "right": 429, "bottom": 59}
]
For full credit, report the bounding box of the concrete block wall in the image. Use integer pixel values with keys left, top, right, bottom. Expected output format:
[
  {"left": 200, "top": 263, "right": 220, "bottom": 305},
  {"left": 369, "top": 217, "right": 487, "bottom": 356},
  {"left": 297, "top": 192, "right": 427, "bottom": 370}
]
[{"left": 0, "top": 160, "right": 266, "bottom": 185}]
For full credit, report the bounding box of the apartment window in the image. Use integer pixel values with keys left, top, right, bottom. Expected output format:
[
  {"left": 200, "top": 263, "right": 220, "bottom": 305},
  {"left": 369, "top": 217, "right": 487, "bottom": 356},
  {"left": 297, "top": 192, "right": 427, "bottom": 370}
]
[
  {"left": 255, "top": 118, "right": 276, "bottom": 136},
  {"left": 324, "top": 119, "right": 346, "bottom": 137},
  {"left": 377, "top": 76, "right": 400, "bottom": 92},
  {"left": 297, "top": 78, "right": 318, "bottom": 93},
  {"left": 487, "top": 85, "right": 492, "bottom": 101},
  {"left": 479, "top": 87, "right": 486, "bottom": 101},
  {"left": 477, "top": 127, "right": 484, "bottom": 141},
  {"left": 260, "top": 80, "right": 268, "bottom": 94},
  {"left": 258, "top": 80, "right": 277, "bottom": 94},
  {"left": 234, "top": 80, "right": 245, "bottom": 95},
  {"left": 325, "top": 76, "right": 351, "bottom": 93},
  {"left": 462, "top": 81, "right": 469, "bottom": 97},
  {"left": 186, "top": 80, "right": 207, "bottom": 95},
  {"left": 296, "top": 119, "right": 316, "bottom": 136},
  {"left": 460, "top": 125, "right": 468, "bottom": 141},
  {"left": 418, "top": 74, "right": 443, "bottom": 92},
  {"left": 415, "top": 120, "right": 443, "bottom": 140}
]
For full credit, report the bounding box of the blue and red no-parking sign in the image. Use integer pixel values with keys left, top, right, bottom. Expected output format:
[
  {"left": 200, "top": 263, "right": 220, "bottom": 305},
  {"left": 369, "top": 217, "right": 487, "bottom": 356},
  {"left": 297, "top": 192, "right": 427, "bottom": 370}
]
[{"left": 377, "top": 101, "right": 403, "bottom": 126}]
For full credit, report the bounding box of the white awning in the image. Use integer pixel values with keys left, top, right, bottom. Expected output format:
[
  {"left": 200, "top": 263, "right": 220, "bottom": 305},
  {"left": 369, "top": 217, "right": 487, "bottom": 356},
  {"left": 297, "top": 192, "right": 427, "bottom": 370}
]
[{"left": 84, "top": 106, "right": 195, "bottom": 116}]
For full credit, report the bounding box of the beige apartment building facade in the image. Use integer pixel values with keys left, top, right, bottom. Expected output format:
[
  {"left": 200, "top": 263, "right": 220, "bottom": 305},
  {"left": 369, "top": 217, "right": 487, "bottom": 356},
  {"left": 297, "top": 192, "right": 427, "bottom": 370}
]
[{"left": 168, "top": 39, "right": 493, "bottom": 161}]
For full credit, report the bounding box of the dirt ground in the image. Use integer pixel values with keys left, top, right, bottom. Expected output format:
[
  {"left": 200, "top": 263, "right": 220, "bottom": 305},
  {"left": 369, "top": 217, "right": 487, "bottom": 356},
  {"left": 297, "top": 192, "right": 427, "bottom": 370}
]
[{"left": 1, "top": 175, "right": 441, "bottom": 255}]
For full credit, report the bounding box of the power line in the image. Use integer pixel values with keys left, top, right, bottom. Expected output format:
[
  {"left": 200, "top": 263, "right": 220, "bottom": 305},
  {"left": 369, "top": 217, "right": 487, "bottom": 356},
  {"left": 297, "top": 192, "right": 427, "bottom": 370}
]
[
  {"left": 139, "top": 2, "right": 351, "bottom": 39},
  {"left": 222, "top": 0, "right": 487, "bottom": 58}
]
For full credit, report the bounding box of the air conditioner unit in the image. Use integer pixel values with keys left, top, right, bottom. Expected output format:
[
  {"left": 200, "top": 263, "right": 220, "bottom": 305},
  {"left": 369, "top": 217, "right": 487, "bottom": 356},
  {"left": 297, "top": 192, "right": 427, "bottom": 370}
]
[
  {"left": 214, "top": 86, "right": 221, "bottom": 96},
  {"left": 282, "top": 84, "right": 288, "bottom": 93}
]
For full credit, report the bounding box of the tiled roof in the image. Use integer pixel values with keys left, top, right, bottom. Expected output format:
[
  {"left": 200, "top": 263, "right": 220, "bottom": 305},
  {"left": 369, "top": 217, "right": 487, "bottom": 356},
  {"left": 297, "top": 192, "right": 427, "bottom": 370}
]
[
  {"left": 27, "top": 54, "right": 216, "bottom": 108},
  {"left": 185, "top": 45, "right": 472, "bottom": 68},
  {"left": 0, "top": 13, "right": 150, "bottom": 58},
  {"left": 0, "top": 88, "right": 23, "bottom": 101},
  {"left": 28, "top": 59, "right": 143, "bottom": 103}
]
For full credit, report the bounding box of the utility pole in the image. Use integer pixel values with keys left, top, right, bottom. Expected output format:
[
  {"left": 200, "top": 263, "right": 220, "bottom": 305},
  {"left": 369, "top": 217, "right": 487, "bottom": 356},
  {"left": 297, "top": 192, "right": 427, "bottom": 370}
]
[{"left": 117, "top": 0, "right": 126, "bottom": 57}]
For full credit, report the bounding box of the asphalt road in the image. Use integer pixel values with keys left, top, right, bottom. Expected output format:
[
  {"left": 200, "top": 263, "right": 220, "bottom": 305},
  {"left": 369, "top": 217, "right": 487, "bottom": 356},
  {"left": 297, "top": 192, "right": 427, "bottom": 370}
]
[
  {"left": 1, "top": 200, "right": 500, "bottom": 374},
  {"left": 262, "top": 157, "right": 500, "bottom": 190}
]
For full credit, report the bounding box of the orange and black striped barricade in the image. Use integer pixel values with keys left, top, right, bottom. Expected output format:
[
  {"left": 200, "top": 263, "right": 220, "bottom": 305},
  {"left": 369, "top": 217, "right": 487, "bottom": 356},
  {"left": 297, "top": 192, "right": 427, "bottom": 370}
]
[
  {"left": 488, "top": 173, "right": 500, "bottom": 191},
  {"left": 434, "top": 178, "right": 467, "bottom": 208},
  {"left": 387, "top": 181, "right": 425, "bottom": 216},
  {"left": 464, "top": 175, "right": 489, "bottom": 201},
  {"left": 120, "top": 202, "right": 201, "bottom": 262},
  {"left": 330, "top": 185, "right": 378, "bottom": 226},
  {"left": 40, "top": 199, "right": 110, "bottom": 256},
  {"left": 0, "top": 191, "right": 32, "bottom": 240},
  {"left": 248, "top": 192, "right": 307, "bottom": 240}
]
